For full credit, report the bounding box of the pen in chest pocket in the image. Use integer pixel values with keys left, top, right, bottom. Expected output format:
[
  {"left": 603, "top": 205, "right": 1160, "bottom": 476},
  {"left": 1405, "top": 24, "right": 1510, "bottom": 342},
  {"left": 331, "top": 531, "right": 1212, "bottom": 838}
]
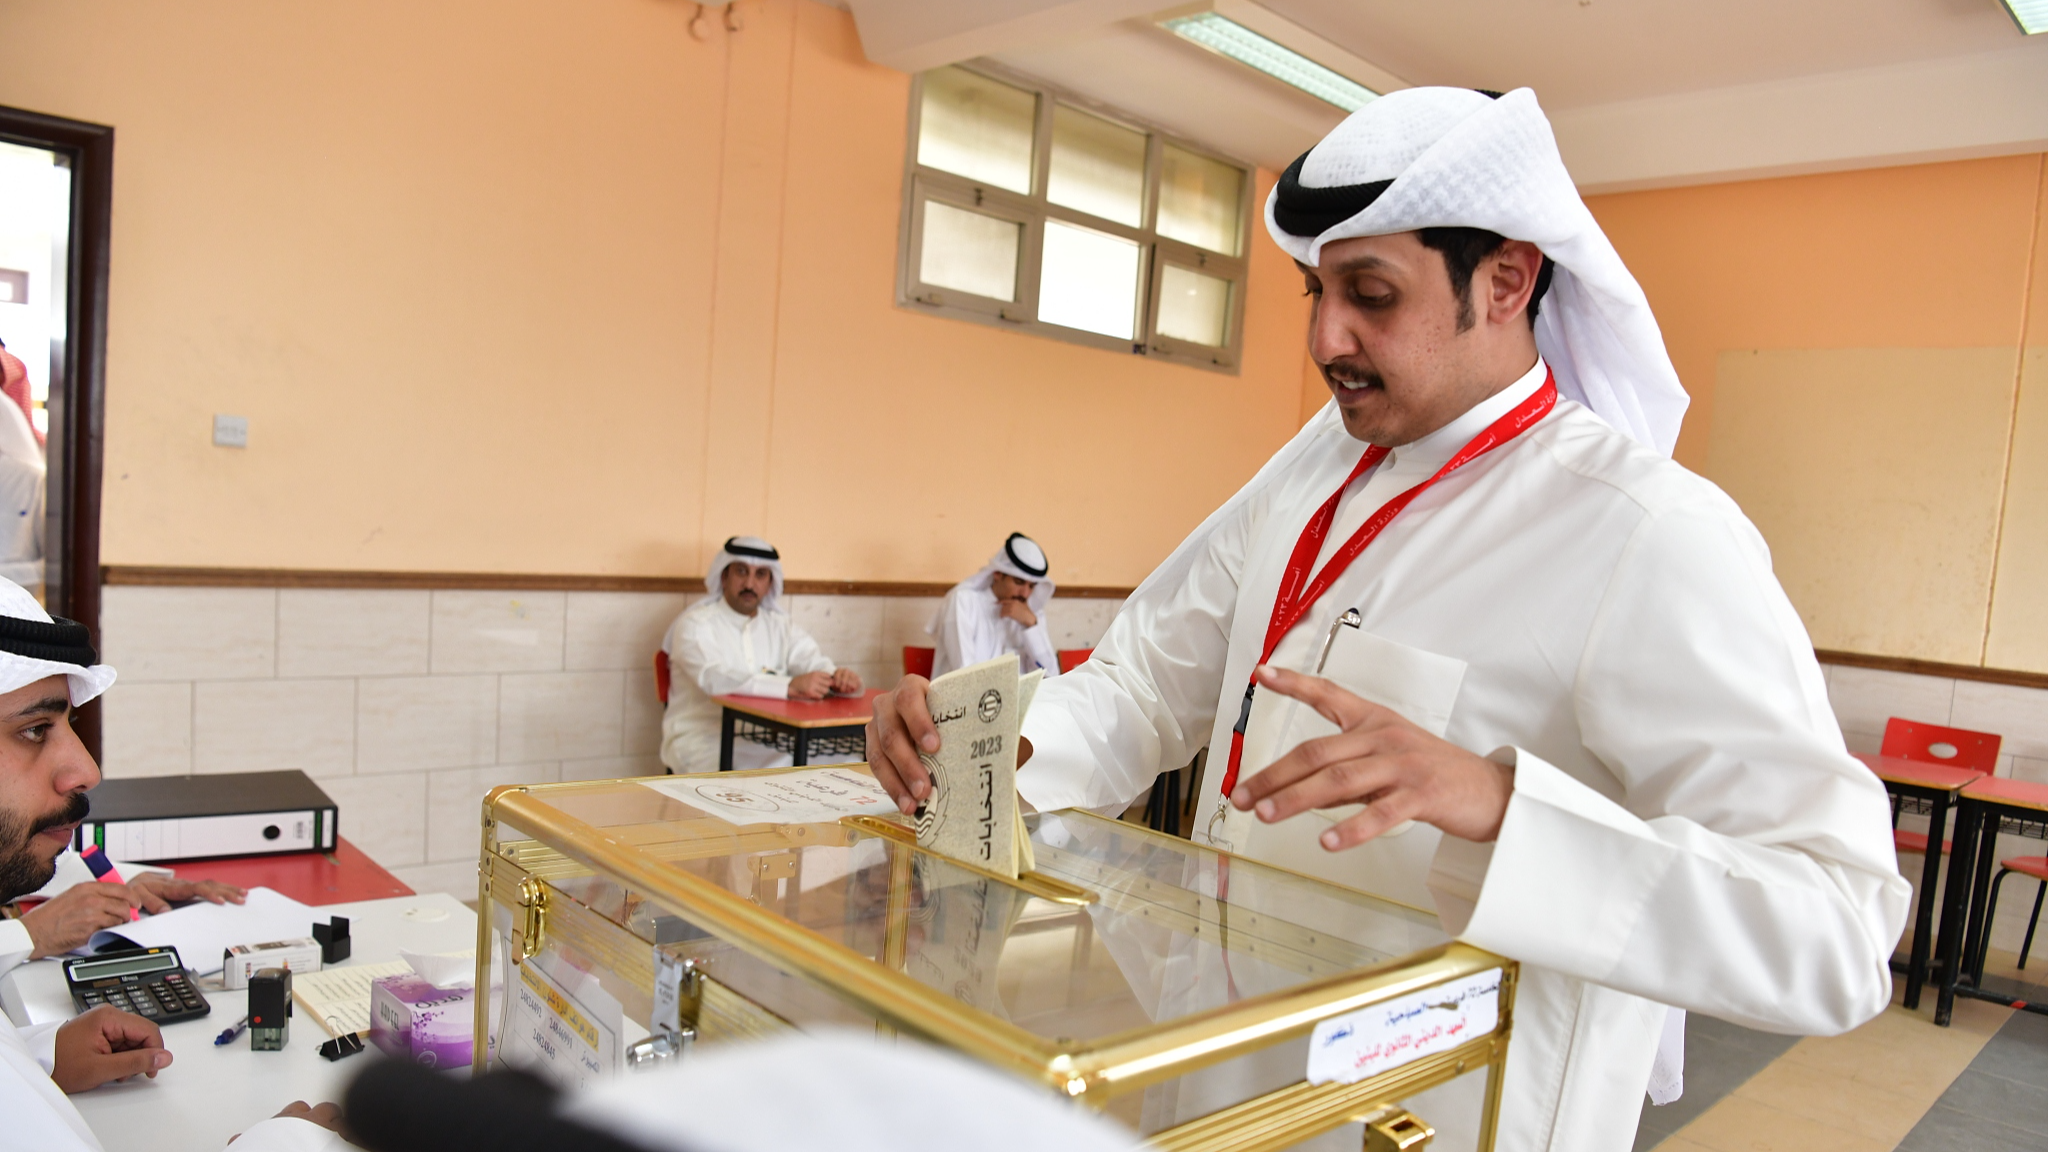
[{"left": 1208, "top": 607, "right": 1364, "bottom": 843}]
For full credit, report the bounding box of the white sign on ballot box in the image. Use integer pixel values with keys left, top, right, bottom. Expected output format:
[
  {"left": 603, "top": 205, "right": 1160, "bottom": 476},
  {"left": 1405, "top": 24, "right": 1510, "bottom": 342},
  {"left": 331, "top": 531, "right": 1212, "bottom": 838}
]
[{"left": 1305, "top": 968, "right": 1503, "bottom": 1086}]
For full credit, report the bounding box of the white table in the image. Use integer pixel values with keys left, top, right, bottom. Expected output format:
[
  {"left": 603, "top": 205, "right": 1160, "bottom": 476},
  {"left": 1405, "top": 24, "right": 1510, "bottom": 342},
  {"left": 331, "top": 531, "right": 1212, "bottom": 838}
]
[{"left": 2, "top": 892, "right": 477, "bottom": 1152}]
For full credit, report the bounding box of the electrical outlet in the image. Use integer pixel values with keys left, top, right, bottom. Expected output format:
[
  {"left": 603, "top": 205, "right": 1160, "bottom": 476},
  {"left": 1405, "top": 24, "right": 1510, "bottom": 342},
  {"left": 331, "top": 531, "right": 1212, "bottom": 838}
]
[{"left": 213, "top": 414, "right": 248, "bottom": 448}]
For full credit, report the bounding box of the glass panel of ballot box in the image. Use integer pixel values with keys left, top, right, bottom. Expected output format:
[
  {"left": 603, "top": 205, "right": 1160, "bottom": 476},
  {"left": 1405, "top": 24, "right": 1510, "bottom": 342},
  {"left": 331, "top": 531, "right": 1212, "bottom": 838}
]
[{"left": 474, "top": 768, "right": 1516, "bottom": 1152}]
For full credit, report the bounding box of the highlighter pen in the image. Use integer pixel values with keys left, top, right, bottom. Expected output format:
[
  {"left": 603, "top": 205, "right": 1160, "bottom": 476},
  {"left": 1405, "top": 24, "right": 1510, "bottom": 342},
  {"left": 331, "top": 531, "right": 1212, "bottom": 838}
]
[{"left": 77, "top": 845, "right": 141, "bottom": 921}]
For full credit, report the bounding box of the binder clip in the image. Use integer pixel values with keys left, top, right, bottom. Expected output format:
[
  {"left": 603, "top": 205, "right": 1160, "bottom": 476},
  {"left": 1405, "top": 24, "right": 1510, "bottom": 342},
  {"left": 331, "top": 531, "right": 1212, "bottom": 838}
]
[
  {"left": 318, "top": 1031, "right": 365, "bottom": 1062},
  {"left": 312, "top": 916, "right": 351, "bottom": 964}
]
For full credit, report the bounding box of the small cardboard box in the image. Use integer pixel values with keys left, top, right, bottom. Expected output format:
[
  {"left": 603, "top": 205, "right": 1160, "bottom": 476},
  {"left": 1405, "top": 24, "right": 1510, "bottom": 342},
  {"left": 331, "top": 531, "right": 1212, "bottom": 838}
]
[
  {"left": 222, "top": 938, "right": 323, "bottom": 990},
  {"left": 368, "top": 973, "right": 475, "bottom": 1069}
]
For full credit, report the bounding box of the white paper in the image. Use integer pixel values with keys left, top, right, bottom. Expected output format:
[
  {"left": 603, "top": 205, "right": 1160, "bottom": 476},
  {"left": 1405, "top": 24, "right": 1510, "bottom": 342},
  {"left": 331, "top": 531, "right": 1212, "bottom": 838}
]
[
  {"left": 401, "top": 949, "right": 477, "bottom": 990},
  {"left": 643, "top": 767, "right": 896, "bottom": 827},
  {"left": 1305, "top": 968, "right": 1502, "bottom": 1085},
  {"left": 83, "top": 886, "right": 319, "bottom": 975}
]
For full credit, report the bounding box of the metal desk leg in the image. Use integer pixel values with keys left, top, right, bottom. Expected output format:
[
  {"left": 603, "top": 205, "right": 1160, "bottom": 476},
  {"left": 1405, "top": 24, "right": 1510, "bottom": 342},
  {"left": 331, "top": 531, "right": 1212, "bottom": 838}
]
[
  {"left": 719, "top": 709, "right": 736, "bottom": 772},
  {"left": 793, "top": 726, "right": 810, "bottom": 767},
  {"left": 1904, "top": 791, "right": 1950, "bottom": 1009},
  {"left": 1934, "top": 801, "right": 1982, "bottom": 1026},
  {"left": 1962, "top": 810, "right": 2003, "bottom": 988}
]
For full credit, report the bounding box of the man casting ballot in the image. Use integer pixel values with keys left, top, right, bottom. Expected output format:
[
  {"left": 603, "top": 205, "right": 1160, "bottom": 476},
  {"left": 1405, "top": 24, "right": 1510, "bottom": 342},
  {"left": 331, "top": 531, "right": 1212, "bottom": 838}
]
[
  {"left": 660, "top": 536, "right": 861, "bottom": 773},
  {"left": 868, "top": 87, "right": 1907, "bottom": 1151}
]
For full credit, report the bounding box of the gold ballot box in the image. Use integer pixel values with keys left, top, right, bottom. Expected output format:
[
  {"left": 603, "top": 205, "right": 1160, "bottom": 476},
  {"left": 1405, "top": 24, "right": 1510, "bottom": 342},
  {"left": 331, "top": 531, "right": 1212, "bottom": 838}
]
[{"left": 474, "top": 767, "right": 1517, "bottom": 1151}]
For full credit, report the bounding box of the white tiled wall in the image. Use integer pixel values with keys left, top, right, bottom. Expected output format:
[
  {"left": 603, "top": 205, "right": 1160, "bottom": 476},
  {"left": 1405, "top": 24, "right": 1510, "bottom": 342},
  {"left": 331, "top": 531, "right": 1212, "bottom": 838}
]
[
  {"left": 1824, "top": 662, "right": 2048, "bottom": 955},
  {"left": 96, "top": 586, "right": 1125, "bottom": 899}
]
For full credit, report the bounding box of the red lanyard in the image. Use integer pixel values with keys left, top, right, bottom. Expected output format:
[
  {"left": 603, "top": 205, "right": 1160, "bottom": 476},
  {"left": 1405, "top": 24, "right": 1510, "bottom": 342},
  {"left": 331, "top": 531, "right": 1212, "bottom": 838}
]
[{"left": 1217, "top": 370, "right": 1559, "bottom": 798}]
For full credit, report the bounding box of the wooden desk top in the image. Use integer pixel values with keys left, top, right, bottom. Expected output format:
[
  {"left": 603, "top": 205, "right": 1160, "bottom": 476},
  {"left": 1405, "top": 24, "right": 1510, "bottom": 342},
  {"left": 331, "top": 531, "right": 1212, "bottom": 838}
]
[
  {"left": 1962, "top": 775, "right": 2048, "bottom": 814},
  {"left": 1855, "top": 752, "right": 1987, "bottom": 792},
  {"left": 716, "top": 687, "right": 886, "bottom": 728}
]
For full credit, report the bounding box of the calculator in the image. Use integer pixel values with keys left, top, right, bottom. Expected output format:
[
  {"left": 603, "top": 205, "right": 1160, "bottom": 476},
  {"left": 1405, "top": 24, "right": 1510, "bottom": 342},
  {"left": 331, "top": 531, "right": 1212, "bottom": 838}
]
[{"left": 64, "top": 946, "right": 211, "bottom": 1024}]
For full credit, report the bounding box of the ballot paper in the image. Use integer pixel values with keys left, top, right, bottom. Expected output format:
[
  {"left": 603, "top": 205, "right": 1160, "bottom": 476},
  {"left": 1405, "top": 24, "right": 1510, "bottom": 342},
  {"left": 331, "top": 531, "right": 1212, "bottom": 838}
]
[
  {"left": 643, "top": 766, "right": 896, "bottom": 827},
  {"left": 915, "top": 655, "right": 1030, "bottom": 878},
  {"left": 84, "top": 886, "right": 318, "bottom": 976}
]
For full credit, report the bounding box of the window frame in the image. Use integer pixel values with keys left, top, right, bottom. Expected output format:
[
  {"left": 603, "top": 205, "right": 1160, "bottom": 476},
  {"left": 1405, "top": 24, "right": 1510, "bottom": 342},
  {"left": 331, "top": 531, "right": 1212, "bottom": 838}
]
[{"left": 896, "top": 63, "right": 1253, "bottom": 373}]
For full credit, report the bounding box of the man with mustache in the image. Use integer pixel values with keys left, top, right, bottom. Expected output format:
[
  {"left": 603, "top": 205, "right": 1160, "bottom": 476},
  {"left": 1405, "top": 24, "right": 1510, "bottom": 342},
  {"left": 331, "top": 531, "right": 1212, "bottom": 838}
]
[
  {"left": 927, "top": 533, "right": 1057, "bottom": 678},
  {"left": 0, "top": 578, "right": 339, "bottom": 1149},
  {"left": 868, "top": 88, "right": 1906, "bottom": 1151},
  {"left": 659, "top": 536, "right": 861, "bottom": 773}
]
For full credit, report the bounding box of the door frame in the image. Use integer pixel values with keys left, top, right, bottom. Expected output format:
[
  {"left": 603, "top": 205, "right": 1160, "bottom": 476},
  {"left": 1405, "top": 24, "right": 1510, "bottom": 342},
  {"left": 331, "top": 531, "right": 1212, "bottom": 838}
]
[{"left": 0, "top": 105, "right": 113, "bottom": 757}]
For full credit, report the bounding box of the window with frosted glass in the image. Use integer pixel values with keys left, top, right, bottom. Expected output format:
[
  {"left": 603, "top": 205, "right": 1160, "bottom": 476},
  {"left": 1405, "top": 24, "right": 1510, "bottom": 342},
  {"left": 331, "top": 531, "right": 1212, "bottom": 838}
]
[
  {"left": 917, "top": 67, "right": 1037, "bottom": 195},
  {"left": 1047, "top": 106, "right": 1145, "bottom": 228},
  {"left": 920, "top": 202, "right": 1021, "bottom": 302},
  {"left": 1159, "top": 145, "right": 1243, "bottom": 256},
  {"left": 1156, "top": 265, "right": 1232, "bottom": 347},
  {"left": 900, "top": 66, "right": 1250, "bottom": 370}
]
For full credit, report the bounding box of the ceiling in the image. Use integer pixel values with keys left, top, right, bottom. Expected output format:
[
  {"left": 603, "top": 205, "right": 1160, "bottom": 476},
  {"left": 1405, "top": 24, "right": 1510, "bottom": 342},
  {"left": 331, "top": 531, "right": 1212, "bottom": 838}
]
[
  {"left": 1260, "top": 0, "right": 2030, "bottom": 109},
  {"left": 844, "top": 0, "right": 2048, "bottom": 191}
]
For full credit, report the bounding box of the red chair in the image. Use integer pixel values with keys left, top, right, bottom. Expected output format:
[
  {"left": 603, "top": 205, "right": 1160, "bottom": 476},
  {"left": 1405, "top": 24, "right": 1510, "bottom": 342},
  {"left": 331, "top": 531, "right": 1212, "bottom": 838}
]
[
  {"left": 902, "top": 646, "right": 935, "bottom": 679},
  {"left": 1057, "top": 648, "right": 1093, "bottom": 674},
  {"left": 1883, "top": 718, "right": 2001, "bottom": 854},
  {"left": 1986, "top": 856, "right": 2048, "bottom": 970},
  {"left": 654, "top": 650, "right": 671, "bottom": 705}
]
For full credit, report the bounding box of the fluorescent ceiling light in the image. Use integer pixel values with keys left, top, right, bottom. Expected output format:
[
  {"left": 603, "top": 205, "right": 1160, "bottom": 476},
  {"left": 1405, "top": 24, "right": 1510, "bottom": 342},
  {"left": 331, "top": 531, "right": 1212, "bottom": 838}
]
[
  {"left": 2000, "top": 0, "right": 2048, "bottom": 34},
  {"left": 1161, "top": 12, "right": 1378, "bottom": 111}
]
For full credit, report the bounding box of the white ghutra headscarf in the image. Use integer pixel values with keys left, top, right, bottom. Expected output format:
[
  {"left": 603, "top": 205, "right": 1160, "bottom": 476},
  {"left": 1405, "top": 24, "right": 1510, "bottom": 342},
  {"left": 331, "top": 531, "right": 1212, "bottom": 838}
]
[
  {"left": 0, "top": 576, "right": 114, "bottom": 704},
  {"left": 1267, "top": 85, "right": 1687, "bottom": 456}
]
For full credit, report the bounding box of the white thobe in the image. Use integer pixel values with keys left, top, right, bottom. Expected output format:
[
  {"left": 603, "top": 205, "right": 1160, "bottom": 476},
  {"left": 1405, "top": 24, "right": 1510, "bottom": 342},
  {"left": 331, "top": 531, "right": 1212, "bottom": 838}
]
[
  {"left": 1020, "top": 361, "right": 1908, "bottom": 1152},
  {"left": 0, "top": 1011, "right": 341, "bottom": 1151},
  {"left": 930, "top": 585, "right": 1057, "bottom": 679},
  {"left": 659, "top": 598, "right": 840, "bottom": 774},
  {"left": 0, "top": 399, "right": 43, "bottom": 589}
]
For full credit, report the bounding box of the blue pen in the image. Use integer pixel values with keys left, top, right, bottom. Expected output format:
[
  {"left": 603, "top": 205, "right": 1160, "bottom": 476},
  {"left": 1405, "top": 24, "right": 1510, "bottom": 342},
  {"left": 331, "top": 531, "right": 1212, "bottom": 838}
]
[{"left": 214, "top": 1015, "right": 250, "bottom": 1046}]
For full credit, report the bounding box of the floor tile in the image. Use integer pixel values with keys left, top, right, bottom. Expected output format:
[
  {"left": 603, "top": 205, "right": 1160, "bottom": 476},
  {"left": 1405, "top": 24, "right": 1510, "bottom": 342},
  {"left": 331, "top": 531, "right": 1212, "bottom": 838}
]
[
  {"left": 1677, "top": 1093, "right": 1893, "bottom": 1152},
  {"left": 1896, "top": 1103, "right": 2048, "bottom": 1152},
  {"left": 1634, "top": 1016, "right": 1802, "bottom": 1150},
  {"left": 1730, "top": 1057, "right": 1934, "bottom": 1142},
  {"left": 1925, "top": 1069, "right": 2048, "bottom": 1138}
]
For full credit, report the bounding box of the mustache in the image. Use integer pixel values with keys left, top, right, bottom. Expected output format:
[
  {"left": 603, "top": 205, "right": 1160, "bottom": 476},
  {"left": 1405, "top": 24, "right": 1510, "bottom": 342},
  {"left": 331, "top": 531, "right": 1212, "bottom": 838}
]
[
  {"left": 1321, "top": 359, "right": 1385, "bottom": 390},
  {"left": 31, "top": 792, "right": 88, "bottom": 836}
]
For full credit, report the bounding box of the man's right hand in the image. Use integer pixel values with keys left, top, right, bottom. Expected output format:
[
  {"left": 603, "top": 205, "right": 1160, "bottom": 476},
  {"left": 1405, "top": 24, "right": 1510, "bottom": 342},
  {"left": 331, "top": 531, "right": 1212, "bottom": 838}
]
[
  {"left": 788, "top": 672, "right": 833, "bottom": 701},
  {"left": 22, "top": 883, "right": 134, "bottom": 959},
  {"left": 865, "top": 676, "right": 938, "bottom": 815},
  {"left": 997, "top": 598, "right": 1038, "bottom": 628},
  {"left": 52, "top": 1006, "right": 170, "bottom": 1092}
]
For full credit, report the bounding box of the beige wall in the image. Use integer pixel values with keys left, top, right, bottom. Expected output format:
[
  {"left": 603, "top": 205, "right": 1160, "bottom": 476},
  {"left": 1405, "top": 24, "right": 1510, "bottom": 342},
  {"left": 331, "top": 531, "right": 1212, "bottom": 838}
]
[
  {"left": 0, "top": 0, "right": 1312, "bottom": 589},
  {"left": 1589, "top": 156, "right": 2048, "bottom": 670}
]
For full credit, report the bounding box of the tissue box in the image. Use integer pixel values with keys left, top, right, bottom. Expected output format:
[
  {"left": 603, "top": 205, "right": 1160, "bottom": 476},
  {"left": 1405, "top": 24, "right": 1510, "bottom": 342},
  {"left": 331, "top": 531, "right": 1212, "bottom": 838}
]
[{"left": 368, "top": 974, "right": 474, "bottom": 1069}]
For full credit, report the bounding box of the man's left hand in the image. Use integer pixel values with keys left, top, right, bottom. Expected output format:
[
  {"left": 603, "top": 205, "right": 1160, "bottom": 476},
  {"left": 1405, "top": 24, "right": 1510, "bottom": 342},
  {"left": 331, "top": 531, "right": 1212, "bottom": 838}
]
[
  {"left": 830, "top": 668, "right": 863, "bottom": 695},
  {"left": 1230, "top": 665, "right": 1515, "bottom": 849},
  {"left": 52, "top": 1006, "right": 170, "bottom": 1092},
  {"left": 997, "top": 599, "right": 1037, "bottom": 629},
  {"left": 124, "top": 872, "right": 246, "bottom": 916}
]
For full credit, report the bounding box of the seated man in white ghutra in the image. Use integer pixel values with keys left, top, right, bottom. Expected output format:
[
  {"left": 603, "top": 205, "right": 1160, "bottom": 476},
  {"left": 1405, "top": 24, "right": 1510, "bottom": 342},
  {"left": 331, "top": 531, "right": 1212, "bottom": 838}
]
[{"left": 867, "top": 87, "right": 1907, "bottom": 1151}]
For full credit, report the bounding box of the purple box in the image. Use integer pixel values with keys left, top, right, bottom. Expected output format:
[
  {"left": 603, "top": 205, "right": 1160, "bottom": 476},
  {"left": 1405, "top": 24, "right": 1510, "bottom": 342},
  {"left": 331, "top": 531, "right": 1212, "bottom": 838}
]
[{"left": 368, "top": 973, "right": 475, "bottom": 1069}]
